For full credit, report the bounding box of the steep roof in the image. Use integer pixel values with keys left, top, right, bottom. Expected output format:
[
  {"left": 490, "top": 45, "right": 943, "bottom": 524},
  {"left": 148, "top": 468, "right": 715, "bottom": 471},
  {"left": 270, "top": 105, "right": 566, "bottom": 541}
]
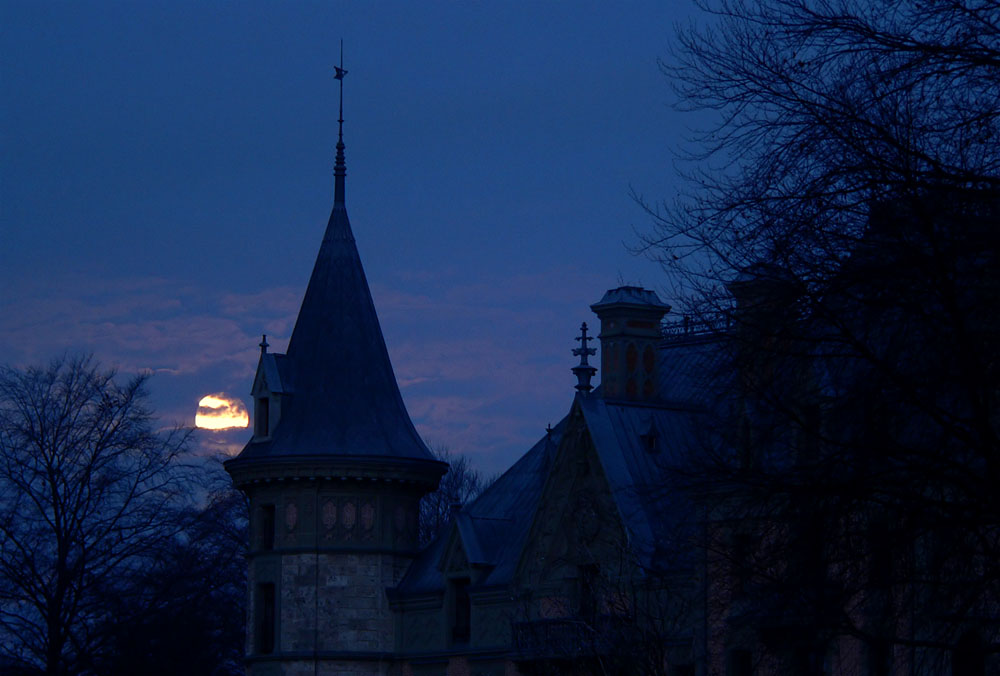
[
  {"left": 393, "top": 333, "right": 724, "bottom": 597},
  {"left": 576, "top": 394, "right": 705, "bottom": 571},
  {"left": 230, "top": 108, "right": 435, "bottom": 465},
  {"left": 255, "top": 353, "right": 290, "bottom": 394},
  {"left": 234, "top": 200, "right": 434, "bottom": 463},
  {"left": 395, "top": 420, "right": 564, "bottom": 593}
]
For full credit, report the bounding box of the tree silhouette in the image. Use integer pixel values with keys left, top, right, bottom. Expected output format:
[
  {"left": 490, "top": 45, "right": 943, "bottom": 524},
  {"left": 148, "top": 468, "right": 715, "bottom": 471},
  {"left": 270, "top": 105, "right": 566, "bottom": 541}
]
[
  {"left": 0, "top": 356, "right": 193, "bottom": 675},
  {"left": 640, "top": 0, "right": 1000, "bottom": 670},
  {"left": 419, "top": 447, "right": 489, "bottom": 547}
]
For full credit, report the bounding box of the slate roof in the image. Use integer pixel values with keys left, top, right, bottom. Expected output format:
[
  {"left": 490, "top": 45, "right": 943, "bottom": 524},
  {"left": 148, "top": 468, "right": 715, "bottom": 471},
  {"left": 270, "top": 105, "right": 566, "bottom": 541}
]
[
  {"left": 258, "top": 353, "right": 290, "bottom": 394},
  {"left": 577, "top": 394, "right": 705, "bottom": 571},
  {"left": 396, "top": 419, "right": 564, "bottom": 594},
  {"left": 656, "top": 332, "right": 727, "bottom": 406},
  {"left": 230, "top": 161, "right": 434, "bottom": 464},
  {"left": 394, "top": 332, "right": 724, "bottom": 596},
  {"left": 591, "top": 285, "right": 672, "bottom": 312}
]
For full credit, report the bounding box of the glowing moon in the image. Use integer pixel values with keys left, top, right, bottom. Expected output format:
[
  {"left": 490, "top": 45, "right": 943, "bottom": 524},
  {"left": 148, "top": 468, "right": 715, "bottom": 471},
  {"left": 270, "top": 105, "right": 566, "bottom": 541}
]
[{"left": 195, "top": 394, "right": 249, "bottom": 430}]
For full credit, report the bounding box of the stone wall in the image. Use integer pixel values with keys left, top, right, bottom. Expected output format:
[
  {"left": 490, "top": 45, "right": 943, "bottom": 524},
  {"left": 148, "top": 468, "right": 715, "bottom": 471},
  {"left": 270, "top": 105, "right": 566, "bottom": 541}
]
[
  {"left": 279, "top": 552, "right": 401, "bottom": 652},
  {"left": 245, "top": 478, "right": 424, "bottom": 676}
]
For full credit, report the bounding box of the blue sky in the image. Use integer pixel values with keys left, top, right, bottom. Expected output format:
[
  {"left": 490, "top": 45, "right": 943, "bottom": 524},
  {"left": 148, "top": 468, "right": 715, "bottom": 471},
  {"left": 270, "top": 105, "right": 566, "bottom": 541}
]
[{"left": 2, "top": 1, "right": 696, "bottom": 475}]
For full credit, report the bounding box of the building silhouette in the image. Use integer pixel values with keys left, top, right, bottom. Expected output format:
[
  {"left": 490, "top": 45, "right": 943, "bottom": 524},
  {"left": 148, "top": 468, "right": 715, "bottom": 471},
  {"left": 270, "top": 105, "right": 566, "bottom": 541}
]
[{"left": 226, "top": 91, "right": 997, "bottom": 676}]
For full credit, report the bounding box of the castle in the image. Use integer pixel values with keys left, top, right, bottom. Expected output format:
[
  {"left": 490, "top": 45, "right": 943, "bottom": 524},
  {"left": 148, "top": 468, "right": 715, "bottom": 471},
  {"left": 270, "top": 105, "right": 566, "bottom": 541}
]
[
  {"left": 223, "top": 74, "right": 707, "bottom": 675},
  {"left": 225, "top": 79, "right": 997, "bottom": 676}
]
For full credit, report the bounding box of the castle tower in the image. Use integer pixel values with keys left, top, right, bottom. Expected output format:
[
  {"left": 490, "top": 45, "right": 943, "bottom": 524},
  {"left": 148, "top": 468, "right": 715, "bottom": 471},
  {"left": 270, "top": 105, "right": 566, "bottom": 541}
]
[
  {"left": 590, "top": 286, "right": 671, "bottom": 401},
  {"left": 225, "top": 61, "right": 446, "bottom": 676}
]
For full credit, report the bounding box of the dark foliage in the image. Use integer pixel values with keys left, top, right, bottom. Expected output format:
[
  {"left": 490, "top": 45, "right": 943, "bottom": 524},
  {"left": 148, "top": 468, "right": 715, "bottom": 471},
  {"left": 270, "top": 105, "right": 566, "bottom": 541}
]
[
  {"left": 96, "top": 483, "right": 247, "bottom": 676},
  {"left": 0, "top": 357, "right": 247, "bottom": 675},
  {"left": 641, "top": 0, "right": 1000, "bottom": 669},
  {"left": 0, "top": 357, "right": 193, "bottom": 675},
  {"left": 418, "top": 447, "right": 489, "bottom": 547}
]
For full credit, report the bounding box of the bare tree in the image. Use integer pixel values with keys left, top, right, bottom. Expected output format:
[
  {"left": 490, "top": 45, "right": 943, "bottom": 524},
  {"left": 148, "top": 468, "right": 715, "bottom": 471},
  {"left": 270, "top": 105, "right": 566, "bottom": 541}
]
[
  {"left": 418, "top": 447, "right": 489, "bottom": 546},
  {"left": 0, "top": 356, "right": 192, "bottom": 676},
  {"left": 98, "top": 477, "right": 247, "bottom": 676},
  {"left": 644, "top": 0, "right": 1000, "bottom": 294},
  {"left": 638, "top": 0, "right": 1000, "bottom": 671}
]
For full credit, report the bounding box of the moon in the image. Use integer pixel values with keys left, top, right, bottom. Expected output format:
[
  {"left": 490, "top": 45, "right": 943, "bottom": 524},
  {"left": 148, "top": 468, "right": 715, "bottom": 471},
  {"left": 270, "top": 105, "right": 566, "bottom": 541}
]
[{"left": 195, "top": 394, "right": 249, "bottom": 430}]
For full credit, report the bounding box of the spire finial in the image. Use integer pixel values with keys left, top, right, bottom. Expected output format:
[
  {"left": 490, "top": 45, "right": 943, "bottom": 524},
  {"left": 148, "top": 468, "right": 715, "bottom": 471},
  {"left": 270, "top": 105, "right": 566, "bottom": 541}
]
[
  {"left": 572, "top": 322, "right": 598, "bottom": 392},
  {"left": 259, "top": 334, "right": 269, "bottom": 355},
  {"left": 333, "top": 40, "right": 348, "bottom": 206}
]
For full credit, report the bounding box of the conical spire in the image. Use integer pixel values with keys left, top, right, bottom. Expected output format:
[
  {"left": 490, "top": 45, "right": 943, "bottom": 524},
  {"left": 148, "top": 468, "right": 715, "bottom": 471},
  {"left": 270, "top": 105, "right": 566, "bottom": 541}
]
[{"left": 233, "top": 53, "right": 433, "bottom": 464}]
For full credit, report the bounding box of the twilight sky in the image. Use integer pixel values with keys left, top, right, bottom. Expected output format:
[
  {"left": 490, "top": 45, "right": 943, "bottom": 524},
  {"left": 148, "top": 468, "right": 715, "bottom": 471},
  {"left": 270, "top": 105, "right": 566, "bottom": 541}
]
[{"left": 2, "top": 1, "right": 697, "bottom": 475}]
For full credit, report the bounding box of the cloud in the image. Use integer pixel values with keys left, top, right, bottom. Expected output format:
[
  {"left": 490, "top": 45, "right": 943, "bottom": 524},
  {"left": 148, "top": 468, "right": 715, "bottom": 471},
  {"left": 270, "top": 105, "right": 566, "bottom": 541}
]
[
  {"left": 369, "top": 265, "right": 606, "bottom": 475},
  {"left": 0, "top": 264, "right": 613, "bottom": 478},
  {"left": 0, "top": 273, "right": 289, "bottom": 435},
  {"left": 219, "top": 287, "right": 300, "bottom": 322},
  {"left": 191, "top": 427, "right": 248, "bottom": 459}
]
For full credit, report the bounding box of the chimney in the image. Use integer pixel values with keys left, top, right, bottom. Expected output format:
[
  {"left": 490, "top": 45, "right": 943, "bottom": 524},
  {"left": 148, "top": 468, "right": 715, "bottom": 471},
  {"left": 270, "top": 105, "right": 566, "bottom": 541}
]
[
  {"left": 590, "top": 286, "right": 670, "bottom": 401},
  {"left": 726, "top": 262, "right": 799, "bottom": 329}
]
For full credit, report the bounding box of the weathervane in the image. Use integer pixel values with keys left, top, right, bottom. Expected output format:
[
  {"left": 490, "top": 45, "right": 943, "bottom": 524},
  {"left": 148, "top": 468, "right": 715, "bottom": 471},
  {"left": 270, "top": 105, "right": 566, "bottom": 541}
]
[
  {"left": 333, "top": 40, "right": 348, "bottom": 205},
  {"left": 572, "top": 322, "right": 598, "bottom": 392}
]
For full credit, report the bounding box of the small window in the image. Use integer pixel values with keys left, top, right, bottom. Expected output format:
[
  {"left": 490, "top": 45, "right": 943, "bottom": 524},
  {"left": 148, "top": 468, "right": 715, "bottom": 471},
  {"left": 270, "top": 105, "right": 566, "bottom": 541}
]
[
  {"left": 256, "top": 397, "right": 270, "bottom": 437},
  {"left": 731, "top": 533, "right": 754, "bottom": 595},
  {"left": 260, "top": 504, "right": 275, "bottom": 551},
  {"left": 869, "top": 523, "right": 892, "bottom": 588},
  {"left": 792, "top": 648, "right": 824, "bottom": 676},
  {"left": 728, "top": 649, "right": 752, "bottom": 676},
  {"left": 641, "top": 424, "right": 658, "bottom": 453},
  {"left": 578, "top": 564, "right": 599, "bottom": 620},
  {"left": 867, "top": 639, "right": 891, "bottom": 676},
  {"left": 256, "top": 583, "right": 275, "bottom": 654},
  {"left": 451, "top": 578, "right": 471, "bottom": 644},
  {"left": 626, "top": 343, "right": 638, "bottom": 374},
  {"left": 953, "top": 630, "right": 985, "bottom": 676}
]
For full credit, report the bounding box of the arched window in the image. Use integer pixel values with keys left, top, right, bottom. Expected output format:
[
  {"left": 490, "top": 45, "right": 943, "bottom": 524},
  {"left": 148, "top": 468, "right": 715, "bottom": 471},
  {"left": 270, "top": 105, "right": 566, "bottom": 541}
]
[
  {"left": 450, "top": 578, "right": 471, "bottom": 644},
  {"left": 953, "top": 630, "right": 985, "bottom": 676},
  {"left": 255, "top": 397, "right": 270, "bottom": 437},
  {"left": 255, "top": 583, "right": 275, "bottom": 654},
  {"left": 259, "top": 504, "right": 275, "bottom": 551},
  {"left": 643, "top": 344, "right": 655, "bottom": 373}
]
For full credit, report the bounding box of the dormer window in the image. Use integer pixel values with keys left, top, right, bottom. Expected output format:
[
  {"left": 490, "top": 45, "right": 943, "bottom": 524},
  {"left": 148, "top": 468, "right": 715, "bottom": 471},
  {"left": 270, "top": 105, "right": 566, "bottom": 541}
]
[
  {"left": 255, "top": 582, "right": 275, "bottom": 654},
  {"left": 450, "top": 577, "right": 471, "bottom": 644},
  {"left": 578, "top": 564, "right": 599, "bottom": 620},
  {"left": 255, "top": 397, "right": 270, "bottom": 437},
  {"left": 641, "top": 422, "right": 659, "bottom": 453}
]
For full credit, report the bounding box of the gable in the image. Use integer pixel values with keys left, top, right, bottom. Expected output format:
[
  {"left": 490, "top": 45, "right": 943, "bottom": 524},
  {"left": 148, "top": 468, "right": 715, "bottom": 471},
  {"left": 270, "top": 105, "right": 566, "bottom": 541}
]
[
  {"left": 251, "top": 353, "right": 290, "bottom": 398},
  {"left": 438, "top": 523, "right": 471, "bottom": 575},
  {"left": 394, "top": 422, "right": 562, "bottom": 596},
  {"left": 251, "top": 361, "right": 268, "bottom": 397},
  {"left": 513, "top": 400, "right": 627, "bottom": 592}
]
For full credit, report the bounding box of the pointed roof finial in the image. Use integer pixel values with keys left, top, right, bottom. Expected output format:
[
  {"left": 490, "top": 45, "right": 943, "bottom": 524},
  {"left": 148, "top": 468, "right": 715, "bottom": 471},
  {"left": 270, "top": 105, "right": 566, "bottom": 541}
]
[
  {"left": 333, "top": 40, "right": 348, "bottom": 207},
  {"left": 259, "top": 334, "right": 269, "bottom": 355},
  {"left": 572, "top": 322, "right": 598, "bottom": 392}
]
